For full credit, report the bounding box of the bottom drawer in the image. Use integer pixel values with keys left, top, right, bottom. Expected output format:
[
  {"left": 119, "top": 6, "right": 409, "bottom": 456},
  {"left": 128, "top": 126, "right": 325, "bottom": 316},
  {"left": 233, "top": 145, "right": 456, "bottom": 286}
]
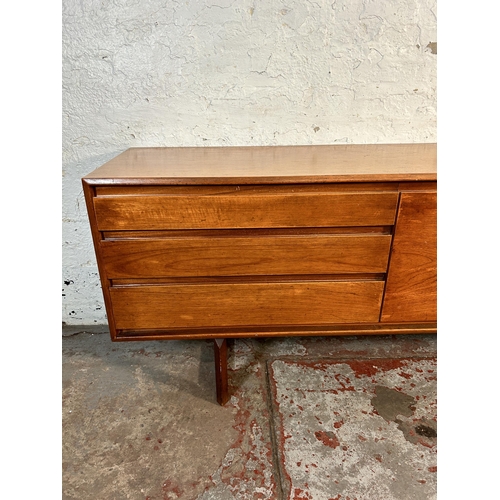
[{"left": 110, "top": 281, "right": 384, "bottom": 330}]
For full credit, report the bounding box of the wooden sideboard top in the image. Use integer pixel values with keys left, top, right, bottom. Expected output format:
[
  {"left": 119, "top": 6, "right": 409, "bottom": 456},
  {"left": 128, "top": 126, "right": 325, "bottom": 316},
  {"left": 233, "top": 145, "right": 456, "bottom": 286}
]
[{"left": 83, "top": 143, "right": 436, "bottom": 185}]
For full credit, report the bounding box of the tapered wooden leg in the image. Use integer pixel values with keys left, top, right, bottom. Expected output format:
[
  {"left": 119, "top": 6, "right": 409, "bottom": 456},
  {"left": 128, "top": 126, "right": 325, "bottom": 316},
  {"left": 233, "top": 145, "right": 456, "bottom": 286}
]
[{"left": 214, "top": 338, "right": 229, "bottom": 405}]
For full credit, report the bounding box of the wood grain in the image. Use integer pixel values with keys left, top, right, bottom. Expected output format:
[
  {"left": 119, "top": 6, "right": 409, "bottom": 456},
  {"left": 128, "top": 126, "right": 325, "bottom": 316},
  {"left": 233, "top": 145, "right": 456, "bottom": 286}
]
[
  {"left": 100, "top": 234, "right": 393, "bottom": 278},
  {"left": 110, "top": 281, "right": 385, "bottom": 330},
  {"left": 83, "top": 143, "right": 436, "bottom": 184},
  {"left": 94, "top": 191, "right": 398, "bottom": 230},
  {"left": 381, "top": 191, "right": 437, "bottom": 322}
]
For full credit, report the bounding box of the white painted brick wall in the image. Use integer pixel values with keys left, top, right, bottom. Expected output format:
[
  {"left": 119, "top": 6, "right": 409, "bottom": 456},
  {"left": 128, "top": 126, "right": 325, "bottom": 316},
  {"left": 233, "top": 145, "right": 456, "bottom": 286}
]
[{"left": 62, "top": 0, "right": 437, "bottom": 325}]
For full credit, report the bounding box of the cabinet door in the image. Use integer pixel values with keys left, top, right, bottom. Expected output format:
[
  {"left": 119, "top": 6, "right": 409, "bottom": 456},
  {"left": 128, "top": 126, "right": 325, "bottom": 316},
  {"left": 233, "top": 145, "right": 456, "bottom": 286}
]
[{"left": 381, "top": 191, "right": 437, "bottom": 322}]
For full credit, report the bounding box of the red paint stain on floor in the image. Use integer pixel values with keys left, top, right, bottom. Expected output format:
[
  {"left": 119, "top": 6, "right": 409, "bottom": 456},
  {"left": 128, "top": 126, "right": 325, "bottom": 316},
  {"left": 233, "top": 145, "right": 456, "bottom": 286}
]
[
  {"left": 293, "top": 487, "right": 313, "bottom": 499},
  {"left": 270, "top": 357, "right": 436, "bottom": 499},
  {"left": 315, "top": 430, "right": 340, "bottom": 449},
  {"left": 418, "top": 439, "right": 436, "bottom": 449},
  {"left": 346, "top": 359, "right": 406, "bottom": 378}
]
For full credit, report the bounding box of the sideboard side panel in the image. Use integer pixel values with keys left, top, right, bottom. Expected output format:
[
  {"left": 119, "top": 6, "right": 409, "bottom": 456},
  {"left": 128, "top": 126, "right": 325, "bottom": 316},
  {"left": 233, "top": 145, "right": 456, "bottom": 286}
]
[
  {"left": 82, "top": 179, "right": 119, "bottom": 339},
  {"left": 381, "top": 191, "right": 437, "bottom": 322}
]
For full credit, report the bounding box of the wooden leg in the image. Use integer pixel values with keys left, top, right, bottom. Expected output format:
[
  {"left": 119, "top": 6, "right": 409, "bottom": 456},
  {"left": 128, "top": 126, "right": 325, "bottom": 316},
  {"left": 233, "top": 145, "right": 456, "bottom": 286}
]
[{"left": 213, "top": 338, "right": 229, "bottom": 405}]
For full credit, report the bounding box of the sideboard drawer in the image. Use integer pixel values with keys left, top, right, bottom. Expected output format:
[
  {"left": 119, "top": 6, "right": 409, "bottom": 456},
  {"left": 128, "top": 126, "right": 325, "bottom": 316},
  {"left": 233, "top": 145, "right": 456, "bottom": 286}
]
[
  {"left": 101, "top": 234, "right": 392, "bottom": 278},
  {"left": 94, "top": 190, "right": 398, "bottom": 230},
  {"left": 109, "top": 281, "right": 385, "bottom": 330}
]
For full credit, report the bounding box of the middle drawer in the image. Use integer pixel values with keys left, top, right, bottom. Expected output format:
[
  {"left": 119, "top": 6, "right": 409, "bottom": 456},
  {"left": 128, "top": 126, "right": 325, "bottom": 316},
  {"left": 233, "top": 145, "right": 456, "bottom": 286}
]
[{"left": 101, "top": 233, "right": 392, "bottom": 278}]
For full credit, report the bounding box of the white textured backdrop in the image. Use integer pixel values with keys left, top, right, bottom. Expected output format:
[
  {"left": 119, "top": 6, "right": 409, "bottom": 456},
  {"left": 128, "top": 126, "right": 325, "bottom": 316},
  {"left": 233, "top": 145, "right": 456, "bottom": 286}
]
[{"left": 62, "top": 0, "right": 437, "bottom": 325}]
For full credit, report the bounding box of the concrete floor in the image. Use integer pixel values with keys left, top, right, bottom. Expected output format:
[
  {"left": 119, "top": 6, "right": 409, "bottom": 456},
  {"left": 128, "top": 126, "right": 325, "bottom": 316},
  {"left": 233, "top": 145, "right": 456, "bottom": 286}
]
[{"left": 62, "top": 326, "right": 437, "bottom": 500}]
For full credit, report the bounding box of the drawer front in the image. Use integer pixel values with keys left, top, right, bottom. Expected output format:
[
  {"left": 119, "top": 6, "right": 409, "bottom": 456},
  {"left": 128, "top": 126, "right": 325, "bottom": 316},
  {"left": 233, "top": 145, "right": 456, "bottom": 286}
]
[
  {"left": 110, "top": 281, "right": 385, "bottom": 330},
  {"left": 94, "top": 191, "right": 398, "bottom": 230},
  {"left": 101, "top": 234, "right": 392, "bottom": 278}
]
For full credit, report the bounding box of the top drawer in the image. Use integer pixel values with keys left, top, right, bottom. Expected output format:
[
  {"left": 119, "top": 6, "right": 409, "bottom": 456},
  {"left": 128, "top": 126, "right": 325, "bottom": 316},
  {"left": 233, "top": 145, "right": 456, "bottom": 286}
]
[{"left": 93, "top": 186, "right": 398, "bottom": 231}]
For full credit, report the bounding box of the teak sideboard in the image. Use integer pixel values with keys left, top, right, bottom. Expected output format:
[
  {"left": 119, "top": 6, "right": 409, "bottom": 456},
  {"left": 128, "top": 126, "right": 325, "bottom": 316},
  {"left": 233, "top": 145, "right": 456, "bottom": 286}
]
[{"left": 82, "top": 144, "right": 437, "bottom": 405}]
